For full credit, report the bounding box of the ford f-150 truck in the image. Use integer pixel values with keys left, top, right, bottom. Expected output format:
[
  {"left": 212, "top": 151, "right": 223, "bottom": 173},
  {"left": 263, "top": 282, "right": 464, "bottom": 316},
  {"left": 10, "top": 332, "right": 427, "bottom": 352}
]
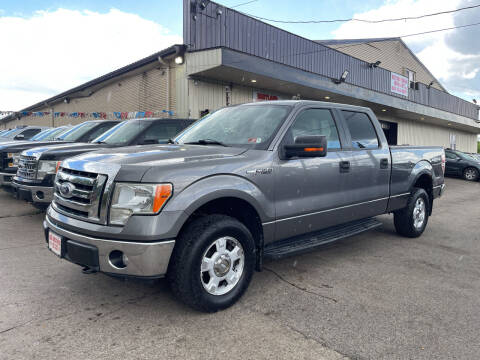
[
  {"left": 13, "top": 118, "right": 193, "bottom": 205},
  {"left": 43, "top": 101, "right": 445, "bottom": 312}
]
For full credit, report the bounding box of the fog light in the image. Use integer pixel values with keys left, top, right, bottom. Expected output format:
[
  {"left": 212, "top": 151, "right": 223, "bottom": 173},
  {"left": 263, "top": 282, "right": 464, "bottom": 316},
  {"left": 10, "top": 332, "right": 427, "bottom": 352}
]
[{"left": 109, "top": 250, "right": 127, "bottom": 269}]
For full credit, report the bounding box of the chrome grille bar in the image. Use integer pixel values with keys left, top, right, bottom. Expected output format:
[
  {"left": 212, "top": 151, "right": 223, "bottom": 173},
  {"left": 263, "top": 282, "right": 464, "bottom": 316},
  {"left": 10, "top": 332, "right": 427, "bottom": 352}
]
[
  {"left": 52, "top": 167, "right": 107, "bottom": 223},
  {"left": 17, "top": 155, "right": 38, "bottom": 180}
]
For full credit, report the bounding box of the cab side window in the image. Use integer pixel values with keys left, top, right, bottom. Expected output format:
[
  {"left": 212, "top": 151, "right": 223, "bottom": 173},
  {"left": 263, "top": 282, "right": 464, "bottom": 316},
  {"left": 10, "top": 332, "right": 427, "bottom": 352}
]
[
  {"left": 139, "top": 122, "right": 187, "bottom": 144},
  {"left": 342, "top": 111, "right": 379, "bottom": 149},
  {"left": 445, "top": 152, "right": 457, "bottom": 160},
  {"left": 19, "top": 128, "right": 41, "bottom": 139},
  {"left": 284, "top": 109, "right": 341, "bottom": 149}
]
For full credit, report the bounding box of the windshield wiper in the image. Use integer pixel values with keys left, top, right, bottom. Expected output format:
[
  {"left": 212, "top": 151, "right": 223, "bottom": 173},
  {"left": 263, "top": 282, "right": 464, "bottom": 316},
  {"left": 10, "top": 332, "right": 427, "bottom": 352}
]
[{"left": 184, "top": 139, "right": 228, "bottom": 147}]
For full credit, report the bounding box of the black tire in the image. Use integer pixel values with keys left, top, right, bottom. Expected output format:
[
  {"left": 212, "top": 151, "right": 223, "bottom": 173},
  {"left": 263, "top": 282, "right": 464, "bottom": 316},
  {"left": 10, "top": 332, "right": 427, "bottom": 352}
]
[
  {"left": 463, "top": 167, "right": 479, "bottom": 181},
  {"left": 394, "top": 187, "right": 430, "bottom": 238},
  {"left": 167, "top": 214, "right": 255, "bottom": 312}
]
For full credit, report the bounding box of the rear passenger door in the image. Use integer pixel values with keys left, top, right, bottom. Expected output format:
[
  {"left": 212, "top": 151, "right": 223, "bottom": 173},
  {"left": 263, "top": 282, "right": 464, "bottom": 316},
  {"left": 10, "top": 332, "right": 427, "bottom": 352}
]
[{"left": 337, "top": 110, "right": 391, "bottom": 219}]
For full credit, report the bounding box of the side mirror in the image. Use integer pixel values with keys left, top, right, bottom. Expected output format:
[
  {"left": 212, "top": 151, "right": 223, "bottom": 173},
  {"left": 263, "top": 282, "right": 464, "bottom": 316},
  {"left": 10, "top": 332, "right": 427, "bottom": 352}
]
[
  {"left": 282, "top": 135, "right": 327, "bottom": 159},
  {"left": 14, "top": 134, "right": 25, "bottom": 140}
]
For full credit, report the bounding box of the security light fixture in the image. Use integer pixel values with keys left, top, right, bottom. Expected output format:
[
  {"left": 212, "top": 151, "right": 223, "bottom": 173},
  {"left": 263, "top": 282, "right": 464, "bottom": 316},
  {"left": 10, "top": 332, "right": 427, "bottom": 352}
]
[
  {"left": 333, "top": 70, "right": 349, "bottom": 84},
  {"left": 369, "top": 61, "right": 381, "bottom": 68},
  {"left": 473, "top": 99, "right": 477, "bottom": 104},
  {"left": 64, "top": 98, "right": 70, "bottom": 104},
  {"left": 175, "top": 56, "right": 184, "bottom": 64},
  {"left": 427, "top": 80, "right": 435, "bottom": 89}
]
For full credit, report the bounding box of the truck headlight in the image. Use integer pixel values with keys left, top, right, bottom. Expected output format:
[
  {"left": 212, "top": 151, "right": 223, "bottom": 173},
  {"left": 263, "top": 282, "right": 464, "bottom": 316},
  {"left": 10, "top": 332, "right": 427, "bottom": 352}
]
[
  {"left": 7, "top": 153, "right": 21, "bottom": 167},
  {"left": 37, "top": 160, "right": 61, "bottom": 180},
  {"left": 109, "top": 183, "right": 173, "bottom": 225}
]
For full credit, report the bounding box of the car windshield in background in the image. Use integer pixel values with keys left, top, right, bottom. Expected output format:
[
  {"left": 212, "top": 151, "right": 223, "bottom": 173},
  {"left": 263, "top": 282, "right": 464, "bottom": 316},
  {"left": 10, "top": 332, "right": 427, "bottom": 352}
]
[
  {"left": 92, "top": 121, "right": 149, "bottom": 145},
  {"left": 1, "top": 128, "right": 23, "bottom": 138},
  {"left": 32, "top": 127, "right": 69, "bottom": 141},
  {"left": 176, "top": 105, "right": 291, "bottom": 148},
  {"left": 30, "top": 128, "right": 57, "bottom": 141},
  {"left": 458, "top": 152, "right": 477, "bottom": 161},
  {"left": 57, "top": 122, "right": 98, "bottom": 141}
]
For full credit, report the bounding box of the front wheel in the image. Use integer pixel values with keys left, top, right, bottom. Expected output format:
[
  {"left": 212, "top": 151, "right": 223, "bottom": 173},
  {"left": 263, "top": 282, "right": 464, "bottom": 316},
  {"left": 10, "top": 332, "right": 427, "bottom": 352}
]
[
  {"left": 463, "top": 167, "right": 479, "bottom": 181},
  {"left": 394, "top": 187, "right": 429, "bottom": 238},
  {"left": 167, "top": 214, "right": 255, "bottom": 312}
]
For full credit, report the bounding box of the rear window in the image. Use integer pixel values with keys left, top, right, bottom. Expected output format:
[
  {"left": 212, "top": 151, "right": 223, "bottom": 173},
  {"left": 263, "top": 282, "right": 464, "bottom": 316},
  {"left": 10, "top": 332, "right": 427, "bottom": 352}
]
[{"left": 342, "top": 111, "right": 379, "bottom": 149}]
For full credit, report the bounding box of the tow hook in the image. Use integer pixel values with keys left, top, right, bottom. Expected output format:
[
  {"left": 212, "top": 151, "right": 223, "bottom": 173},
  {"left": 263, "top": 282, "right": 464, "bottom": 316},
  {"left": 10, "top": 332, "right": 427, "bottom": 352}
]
[{"left": 82, "top": 266, "right": 97, "bottom": 274}]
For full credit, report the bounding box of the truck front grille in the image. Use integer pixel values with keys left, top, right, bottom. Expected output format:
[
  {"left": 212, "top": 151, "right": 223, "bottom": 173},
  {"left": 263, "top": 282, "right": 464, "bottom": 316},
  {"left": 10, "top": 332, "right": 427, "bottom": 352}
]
[
  {"left": 53, "top": 167, "right": 107, "bottom": 222},
  {"left": 17, "top": 155, "right": 38, "bottom": 179}
]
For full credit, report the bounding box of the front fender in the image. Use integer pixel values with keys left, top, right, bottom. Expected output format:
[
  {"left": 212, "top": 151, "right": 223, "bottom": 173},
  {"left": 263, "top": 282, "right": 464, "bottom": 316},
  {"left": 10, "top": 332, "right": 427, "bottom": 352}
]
[{"left": 164, "top": 174, "right": 274, "bottom": 223}]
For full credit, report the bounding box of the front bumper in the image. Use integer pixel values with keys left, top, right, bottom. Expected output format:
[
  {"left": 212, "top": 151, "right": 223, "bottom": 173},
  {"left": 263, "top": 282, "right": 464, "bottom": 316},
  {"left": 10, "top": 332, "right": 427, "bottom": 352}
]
[
  {"left": 44, "top": 215, "right": 175, "bottom": 278},
  {"left": 12, "top": 180, "right": 54, "bottom": 203},
  {"left": 0, "top": 171, "right": 15, "bottom": 186}
]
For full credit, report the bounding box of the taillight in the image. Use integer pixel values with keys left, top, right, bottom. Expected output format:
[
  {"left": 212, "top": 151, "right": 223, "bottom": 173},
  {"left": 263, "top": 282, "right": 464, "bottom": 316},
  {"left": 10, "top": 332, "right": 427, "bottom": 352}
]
[{"left": 441, "top": 152, "right": 446, "bottom": 174}]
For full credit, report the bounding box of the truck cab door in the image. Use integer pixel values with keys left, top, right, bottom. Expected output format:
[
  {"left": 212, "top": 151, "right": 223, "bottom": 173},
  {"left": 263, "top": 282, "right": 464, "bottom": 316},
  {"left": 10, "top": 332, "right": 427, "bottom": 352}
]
[
  {"left": 336, "top": 110, "right": 391, "bottom": 218},
  {"left": 273, "top": 108, "right": 352, "bottom": 242}
]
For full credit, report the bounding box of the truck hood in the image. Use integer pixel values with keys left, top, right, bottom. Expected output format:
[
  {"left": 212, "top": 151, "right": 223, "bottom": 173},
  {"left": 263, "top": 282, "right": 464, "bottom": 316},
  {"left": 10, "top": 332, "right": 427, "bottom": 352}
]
[
  {"left": 0, "top": 140, "right": 67, "bottom": 153},
  {"left": 23, "top": 143, "right": 106, "bottom": 160},
  {"left": 62, "top": 144, "right": 249, "bottom": 182}
]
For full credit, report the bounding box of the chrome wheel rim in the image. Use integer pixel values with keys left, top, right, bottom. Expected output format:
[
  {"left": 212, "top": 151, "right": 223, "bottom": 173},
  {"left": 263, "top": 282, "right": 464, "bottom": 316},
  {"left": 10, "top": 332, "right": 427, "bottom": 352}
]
[
  {"left": 200, "top": 236, "right": 245, "bottom": 296},
  {"left": 465, "top": 169, "right": 477, "bottom": 180},
  {"left": 413, "top": 198, "right": 426, "bottom": 230}
]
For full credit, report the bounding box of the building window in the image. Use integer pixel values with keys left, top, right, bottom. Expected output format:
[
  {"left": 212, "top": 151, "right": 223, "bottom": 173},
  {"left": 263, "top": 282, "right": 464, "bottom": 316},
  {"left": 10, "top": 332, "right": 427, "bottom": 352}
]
[{"left": 405, "top": 69, "right": 416, "bottom": 89}]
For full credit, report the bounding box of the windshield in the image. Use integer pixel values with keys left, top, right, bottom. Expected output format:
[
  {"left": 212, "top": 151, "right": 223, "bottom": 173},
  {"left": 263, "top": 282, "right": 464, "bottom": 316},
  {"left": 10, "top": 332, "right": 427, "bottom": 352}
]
[
  {"left": 92, "top": 121, "right": 150, "bottom": 145},
  {"left": 458, "top": 152, "right": 477, "bottom": 161},
  {"left": 30, "top": 128, "right": 55, "bottom": 141},
  {"left": 57, "top": 122, "right": 98, "bottom": 141},
  {"left": 176, "top": 105, "right": 291, "bottom": 148},
  {"left": 1, "top": 128, "right": 23, "bottom": 138},
  {"left": 32, "top": 126, "right": 69, "bottom": 141}
]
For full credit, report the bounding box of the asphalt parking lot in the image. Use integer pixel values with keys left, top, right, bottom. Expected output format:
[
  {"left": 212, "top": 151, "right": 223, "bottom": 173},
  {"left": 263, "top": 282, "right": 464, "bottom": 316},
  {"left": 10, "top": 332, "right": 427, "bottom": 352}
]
[{"left": 0, "top": 177, "right": 479, "bottom": 360}]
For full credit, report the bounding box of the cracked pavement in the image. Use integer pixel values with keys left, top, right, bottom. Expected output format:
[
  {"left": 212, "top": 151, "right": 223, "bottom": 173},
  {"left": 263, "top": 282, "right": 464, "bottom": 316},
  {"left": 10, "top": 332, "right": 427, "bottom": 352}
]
[{"left": 0, "top": 177, "right": 479, "bottom": 359}]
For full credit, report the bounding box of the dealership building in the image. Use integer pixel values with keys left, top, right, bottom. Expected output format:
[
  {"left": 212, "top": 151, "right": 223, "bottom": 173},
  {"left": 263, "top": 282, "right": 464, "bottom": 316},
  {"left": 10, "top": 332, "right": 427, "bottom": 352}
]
[{"left": 2, "top": 0, "right": 479, "bottom": 152}]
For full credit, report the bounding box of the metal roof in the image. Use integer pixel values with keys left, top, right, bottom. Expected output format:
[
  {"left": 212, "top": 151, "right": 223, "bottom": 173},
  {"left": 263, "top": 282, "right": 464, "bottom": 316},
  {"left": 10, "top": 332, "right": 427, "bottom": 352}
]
[{"left": 1, "top": 44, "right": 186, "bottom": 123}]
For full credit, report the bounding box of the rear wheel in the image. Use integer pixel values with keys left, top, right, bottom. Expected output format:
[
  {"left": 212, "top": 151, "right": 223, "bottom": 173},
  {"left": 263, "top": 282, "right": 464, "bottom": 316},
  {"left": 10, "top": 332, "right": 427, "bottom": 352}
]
[
  {"left": 463, "top": 167, "right": 479, "bottom": 181},
  {"left": 394, "top": 187, "right": 429, "bottom": 238},
  {"left": 167, "top": 214, "right": 255, "bottom": 312}
]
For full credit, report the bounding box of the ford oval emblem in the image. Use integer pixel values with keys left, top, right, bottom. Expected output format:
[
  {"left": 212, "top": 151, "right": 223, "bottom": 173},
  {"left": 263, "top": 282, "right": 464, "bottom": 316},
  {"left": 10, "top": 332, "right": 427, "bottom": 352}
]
[{"left": 59, "top": 182, "right": 76, "bottom": 198}]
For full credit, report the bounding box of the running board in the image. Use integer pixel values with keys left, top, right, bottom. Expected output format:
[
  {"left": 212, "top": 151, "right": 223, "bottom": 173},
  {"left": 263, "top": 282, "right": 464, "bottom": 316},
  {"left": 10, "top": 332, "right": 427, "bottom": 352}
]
[{"left": 264, "top": 218, "right": 382, "bottom": 260}]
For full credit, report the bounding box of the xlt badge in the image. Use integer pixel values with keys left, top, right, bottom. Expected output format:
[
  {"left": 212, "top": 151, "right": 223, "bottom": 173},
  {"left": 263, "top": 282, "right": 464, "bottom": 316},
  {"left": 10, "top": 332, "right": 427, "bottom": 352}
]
[{"left": 246, "top": 168, "right": 272, "bottom": 175}]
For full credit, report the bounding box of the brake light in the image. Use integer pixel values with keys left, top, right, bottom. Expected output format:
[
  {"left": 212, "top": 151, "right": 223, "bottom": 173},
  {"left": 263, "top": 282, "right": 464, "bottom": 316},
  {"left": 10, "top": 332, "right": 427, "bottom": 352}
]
[{"left": 441, "top": 152, "right": 446, "bottom": 174}]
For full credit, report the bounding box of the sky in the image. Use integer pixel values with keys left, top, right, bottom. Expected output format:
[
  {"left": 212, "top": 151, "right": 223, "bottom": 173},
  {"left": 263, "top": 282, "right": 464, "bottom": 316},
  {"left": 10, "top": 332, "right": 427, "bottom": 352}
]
[{"left": 0, "top": 0, "right": 479, "bottom": 111}]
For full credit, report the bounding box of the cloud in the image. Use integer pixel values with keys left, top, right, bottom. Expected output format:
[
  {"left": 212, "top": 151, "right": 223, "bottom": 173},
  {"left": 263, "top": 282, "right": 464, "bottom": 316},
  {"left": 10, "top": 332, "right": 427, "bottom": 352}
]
[
  {"left": 0, "top": 8, "right": 182, "bottom": 111},
  {"left": 331, "top": 0, "right": 480, "bottom": 100}
]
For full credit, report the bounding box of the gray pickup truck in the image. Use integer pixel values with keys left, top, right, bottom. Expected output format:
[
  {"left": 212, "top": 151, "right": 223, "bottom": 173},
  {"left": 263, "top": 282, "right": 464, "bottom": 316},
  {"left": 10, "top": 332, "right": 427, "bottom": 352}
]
[{"left": 44, "top": 101, "right": 445, "bottom": 312}]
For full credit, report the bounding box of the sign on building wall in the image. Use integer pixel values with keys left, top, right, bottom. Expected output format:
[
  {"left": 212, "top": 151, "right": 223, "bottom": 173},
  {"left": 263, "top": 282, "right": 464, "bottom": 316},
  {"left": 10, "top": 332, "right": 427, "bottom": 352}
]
[{"left": 390, "top": 72, "right": 409, "bottom": 97}]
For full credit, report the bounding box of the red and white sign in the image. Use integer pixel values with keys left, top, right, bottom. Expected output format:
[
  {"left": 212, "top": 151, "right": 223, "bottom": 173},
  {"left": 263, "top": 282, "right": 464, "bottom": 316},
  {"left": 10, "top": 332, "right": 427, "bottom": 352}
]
[
  {"left": 48, "top": 231, "right": 62, "bottom": 256},
  {"left": 255, "top": 92, "right": 279, "bottom": 101},
  {"left": 391, "top": 72, "right": 409, "bottom": 97}
]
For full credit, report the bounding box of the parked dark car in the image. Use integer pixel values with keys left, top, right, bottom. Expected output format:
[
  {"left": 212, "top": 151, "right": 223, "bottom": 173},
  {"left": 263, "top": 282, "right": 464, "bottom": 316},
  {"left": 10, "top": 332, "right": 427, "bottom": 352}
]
[
  {"left": 445, "top": 149, "right": 480, "bottom": 181},
  {"left": 12, "top": 118, "right": 193, "bottom": 205},
  {"left": 43, "top": 101, "right": 445, "bottom": 311}
]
